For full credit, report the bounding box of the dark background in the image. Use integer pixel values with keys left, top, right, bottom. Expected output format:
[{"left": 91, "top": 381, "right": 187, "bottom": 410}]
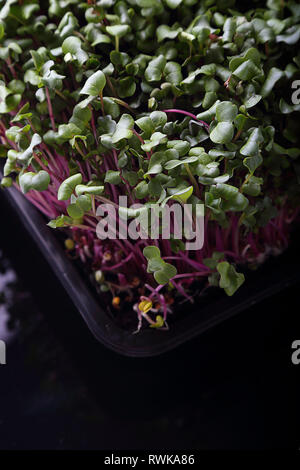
[{"left": 0, "top": 192, "right": 299, "bottom": 450}]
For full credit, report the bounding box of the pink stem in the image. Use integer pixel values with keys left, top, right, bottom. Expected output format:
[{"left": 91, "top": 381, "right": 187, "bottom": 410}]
[
  {"left": 90, "top": 106, "right": 98, "bottom": 144},
  {"left": 45, "top": 87, "right": 57, "bottom": 132},
  {"left": 163, "top": 109, "right": 209, "bottom": 130},
  {"left": 102, "top": 253, "right": 134, "bottom": 271},
  {"left": 172, "top": 271, "right": 211, "bottom": 280},
  {"left": 170, "top": 279, "right": 194, "bottom": 303},
  {"left": 132, "top": 129, "right": 151, "bottom": 159}
]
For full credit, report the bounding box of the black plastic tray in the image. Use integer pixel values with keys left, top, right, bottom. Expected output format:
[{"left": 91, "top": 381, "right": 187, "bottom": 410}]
[{"left": 1, "top": 180, "right": 300, "bottom": 357}]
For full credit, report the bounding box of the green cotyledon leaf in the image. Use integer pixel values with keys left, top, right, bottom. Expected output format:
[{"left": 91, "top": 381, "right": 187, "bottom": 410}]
[
  {"left": 141, "top": 132, "right": 167, "bottom": 152},
  {"left": 145, "top": 55, "right": 166, "bottom": 82},
  {"left": 231, "top": 59, "right": 261, "bottom": 81},
  {"left": 104, "top": 170, "right": 122, "bottom": 185},
  {"left": 164, "top": 61, "right": 182, "bottom": 85},
  {"left": 75, "top": 184, "right": 104, "bottom": 196},
  {"left": 156, "top": 24, "right": 182, "bottom": 42},
  {"left": 165, "top": 0, "right": 183, "bottom": 9},
  {"left": 260, "top": 67, "right": 285, "bottom": 98},
  {"left": 240, "top": 128, "right": 264, "bottom": 157},
  {"left": 56, "top": 11, "right": 79, "bottom": 39},
  {"left": 217, "top": 262, "right": 245, "bottom": 296},
  {"left": 106, "top": 24, "right": 131, "bottom": 38},
  {"left": 112, "top": 114, "right": 134, "bottom": 144},
  {"left": 216, "top": 101, "right": 238, "bottom": 122},
  {"left": 15, "top": 134, "right": 42, "bottom": 165},
  {"left": 117, "top": 76, "right": 136, "bottom": 98},
  {"left": 143, "top": 246, "right": 177, "bottom": 285},
  {"left": 210, "top": 122, "right": 234, "bottom": 144},
  {"left": 47, "top": 215, "right": 72, "bottom": 229},
  {"left": 67, "top": 194, "right": 92, "bottom": 219},
  {"left": 58, "top": 173, "right": 82, "bottom": 201},
  {"left": 19, "top": 170, "right": 50, "bottom": 194},
  {"left": 61, "top": 36, "right": 88, "bottom": 65},
  {"left": 80, "top": 70, "right": 106, "bottom": 96},
  {"left": 211, "top": 183, "right": 249, "bottom": 211}
]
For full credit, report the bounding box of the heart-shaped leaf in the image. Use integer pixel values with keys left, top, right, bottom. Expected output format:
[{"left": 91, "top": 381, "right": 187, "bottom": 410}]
[
  {"left": 169, "top": 185, "right": 193, "bottom": 204},
  {"left": 80, "top": 70, "right": 106, "bottom": 96},
  {"left": 260, "top": 67, "right": 284, "bottom": 98},
  {"left": 145, "top": 55, "right": 166, "bottom": 82},
  {"left": 105, "top": 170, "right": 121, "bottom": 184},
  {"left": 75, "top": 184, "right": 104, "bottom": 196},
  {"left": 143, "top": 245, "right": 177, "bottom": 285},
  {"left": 58, "top": 173, "right": 82, "bottom": 201},
  {"left": 106, "top": 24, "right": 131, "bottom": 38},
  {"left": 19, "top": 170, "right": 50, "bottom": 194},
  {"left": 62, "top": 36, "right": 88, "bottom": 65},
  {"left": 16, "top": 133, "right": 42, "bottom": 165},
  {"left": 217, "top": 262, "right": 245, "bottom": 296},
  {"left": 216, "top": 101, "right": 238, "bottom": 122},
  {"left": 164, "top": 61, "right": 182, "bottom": 85},
  {"left": 112, "top": 114, "right": 134, "bottom": 144},
  {"left": 240, "top": 128, "right": 263, "bottom": 157},
  {"left": 210, "top": 122, "right": 234, "bottom": 144},
  {"left": 157, "top": 24, "right": 182, "bottom": 42}
]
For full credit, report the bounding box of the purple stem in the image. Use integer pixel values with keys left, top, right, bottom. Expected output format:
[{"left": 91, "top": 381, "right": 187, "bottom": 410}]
[
  {"left": 104, "top": 157, "right": 118, "bottom": 204},
  {"left": 163, "top": 109, "right": 209, "bottom": 130},
  {"left": 102, "top": 253, "right": 134, "bottom": 271},
  {"left": 45, "top": 87, "right": 56, "bottom": 132},
  {"left": 132, "top": 129, "right": 151, "bottom": 159}
]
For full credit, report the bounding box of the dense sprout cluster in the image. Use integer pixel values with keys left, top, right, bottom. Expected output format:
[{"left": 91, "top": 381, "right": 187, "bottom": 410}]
[{"left": 0, "top": 0, "right": 300, "bottom": 330}]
